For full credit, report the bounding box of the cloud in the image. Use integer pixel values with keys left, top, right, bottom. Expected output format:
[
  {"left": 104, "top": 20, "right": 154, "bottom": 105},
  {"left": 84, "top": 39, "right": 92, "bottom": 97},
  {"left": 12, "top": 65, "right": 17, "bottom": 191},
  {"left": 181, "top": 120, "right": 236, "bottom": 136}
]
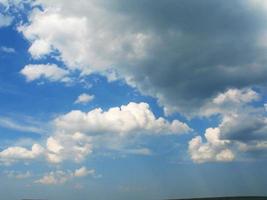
[
  {"left": 0, "top": 116, "right": 45, "bottom": 134},
  {"left": 42, "top": 102, "right": 190, "bottom": 164},
  {"left": 35, "top": 166, "right": 94, "bottom": 185},
  {"left": 74, "top": 166, "right": 95, "bottom": 177},
  {"left": 0, "top": 101, "right": 187, "bottom": 165},
  {"left": 0, "top": 144, "right": 44, "bottom": 165},
  {"left": 189, "top": 88, "right": 267, "bottom": 163},
  {"left": 54, "top": 102, "right": 191, "bottom": 137},
  {"left": 189, "top": 128, "right": 234, "bottom": 163},
  {"left": 20, "top": 64, "right": 70, "bottom": 82},
  {"left": 6, "top": 0, "right": 267, "bottom": 164},
  {"left": 45, "top": 133, "right": 92, "bottom": 164},
  {"left": 5, "top": 170, "right": 31, "bottom": 179},
  {"left": 35, "top": 170, "right": 72, "bottom": 185},
  {"left": 0, "top": 13, "right": 13, "bottom": 27},
  {"left": 0, "top": 46, "right": 15, "bottom": 53},
  {"left": 74, "top": 93, "right": 94, "bottom": 104},
  {"left": 212, "top": 88, "right": 259, "bottom": 105},
  {"left": 18, "top": 0, "right": 267, "bottom": 116}
]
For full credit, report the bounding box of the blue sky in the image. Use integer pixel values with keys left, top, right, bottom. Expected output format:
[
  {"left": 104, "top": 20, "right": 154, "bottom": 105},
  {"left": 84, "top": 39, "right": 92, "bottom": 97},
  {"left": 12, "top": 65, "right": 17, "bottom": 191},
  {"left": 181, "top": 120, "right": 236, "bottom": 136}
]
[{"left": 1, "top": 1, "right": 267, "bottom": 200}]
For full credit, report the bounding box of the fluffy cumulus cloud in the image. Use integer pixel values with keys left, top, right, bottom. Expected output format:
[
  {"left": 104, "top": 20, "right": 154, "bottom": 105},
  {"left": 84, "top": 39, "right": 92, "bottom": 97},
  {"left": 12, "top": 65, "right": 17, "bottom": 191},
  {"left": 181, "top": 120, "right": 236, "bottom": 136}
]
[
  {"left": 46, "top": 102, "right": 190, "bottom": 163},
  {"left": 20, "top": 64, "right": 70, "bottom": 82},
  {"left": 0, "top": 144, "right": 44, "bottom": 165},
  {"left": 189, "top": 128, "right": 234, "bottom": 163},
  {"left": 35, "top": 166, "right": 95, "bottom": 185},
  {"left": 0, "top": 102, "right": 190, "bottom": 165},
  {"left": 74, "top": 93, "right": 94, "bottom": 104},
  {"left": 54, "top": 102, "right": 191, "bottom": 137},
  {"left": 45, "top": 132, "right": 93, "bottom": 164},
  {"left": 17, "top": 0, "right": 267, "bottom": 116}
]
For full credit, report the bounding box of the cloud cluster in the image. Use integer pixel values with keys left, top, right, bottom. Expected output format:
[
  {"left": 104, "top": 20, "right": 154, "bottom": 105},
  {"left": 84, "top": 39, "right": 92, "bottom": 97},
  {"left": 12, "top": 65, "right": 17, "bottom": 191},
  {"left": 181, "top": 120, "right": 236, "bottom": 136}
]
[
  {"left": 189, "top": 88, "right": 267, "bottom": 163},
  {"left": 0, "top": 102, "right": 190, "bottom": 164},
  {"left": 189, "top": 128, "right": 234, "bottom": 163},
  {"left": 18, "top": 0, "right": 267, "bottom": 116},
  {"left": 4, "top": 0, "right": 267, "bottom": 164},
  {"left": 35, "top": 166, "right": 94, "bottom": 185},
  {"left": 47, "top": 102, "right": 190, "bottom": 163}
]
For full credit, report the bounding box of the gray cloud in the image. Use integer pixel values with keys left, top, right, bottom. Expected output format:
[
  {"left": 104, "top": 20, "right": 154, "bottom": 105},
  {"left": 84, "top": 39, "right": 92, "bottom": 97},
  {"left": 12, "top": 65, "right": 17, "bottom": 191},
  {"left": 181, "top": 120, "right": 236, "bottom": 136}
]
[
  {"left": 23, "top": 0, "right": 267, "bottom": 116},
  {"left": 107, "top": 0, "right": 267, "bottom": 115}
]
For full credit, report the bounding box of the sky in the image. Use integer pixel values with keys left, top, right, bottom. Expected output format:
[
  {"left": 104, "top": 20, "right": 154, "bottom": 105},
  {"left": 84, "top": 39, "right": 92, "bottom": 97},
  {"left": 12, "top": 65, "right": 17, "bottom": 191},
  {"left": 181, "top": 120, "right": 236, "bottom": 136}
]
[{"left": 1, "top": 0, "right": 267, "bottom": 200}]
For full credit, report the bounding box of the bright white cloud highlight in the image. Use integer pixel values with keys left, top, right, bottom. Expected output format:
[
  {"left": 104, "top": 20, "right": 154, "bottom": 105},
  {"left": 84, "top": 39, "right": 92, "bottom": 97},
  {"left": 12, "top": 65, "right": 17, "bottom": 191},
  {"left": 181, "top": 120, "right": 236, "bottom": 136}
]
[
  {"left": 189, "top": 128, "right": 234, "bottom": 163},
  {"left": 74, "top": 93, "right": 94, "bottom": 104},
  {"left": 20, "top": 64, "right": 70, "bottom": 82},
  {"left": 45, "top": 132, "right": 92, "bottom": 164},
  {"left": 55, "top": 102, "right": 191, "bottom": 136}
]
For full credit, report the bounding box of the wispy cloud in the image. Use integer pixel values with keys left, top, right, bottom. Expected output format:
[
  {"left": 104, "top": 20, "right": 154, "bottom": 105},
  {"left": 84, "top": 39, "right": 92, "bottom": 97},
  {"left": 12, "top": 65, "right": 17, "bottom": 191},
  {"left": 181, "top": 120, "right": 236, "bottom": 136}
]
[
  {"left": 0, "top": 116, "right": 46, "bottom": 135},
  {"left": 0, "top": 46, "right": 15, "bottom": 54}
]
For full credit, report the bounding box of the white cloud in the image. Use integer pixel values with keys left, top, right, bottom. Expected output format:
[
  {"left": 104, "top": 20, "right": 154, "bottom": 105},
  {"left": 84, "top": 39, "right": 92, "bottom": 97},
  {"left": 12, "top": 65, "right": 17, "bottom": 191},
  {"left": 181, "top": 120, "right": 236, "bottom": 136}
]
[
  {"left": 212, "top": 88, "right": 259, "bottom": 105},
  {"left": 55, "top": 102, "right": 191, "bottom": 137},
  {"left": 74, "top": 93, "right": 94, "bottom": 104},
  {"left": 35, "top": 170, "right": 71, "bottom": 185},
  {"left": 28, "top": 39, "right": 52, "bottom": 59},
  {"left": 43, "top": 102, "right": 190, "bottom": 164},
  {"left": 45, "top": 132, "right": 93, "bottom": 164},
  {"left": 43, "top": 102, "right": 190, "bottom": 163},
  {"left": 199, "top": 88, "right": 260, "bottom": 117},
  {"left": 20, "top": 64, "right": 70, "bottom": 82},
  {"left": 188, "top": 128, "right": 234, "bottom": 163},
  {"left": 35, "top": 166, "right": 94, "bottom": 185},
  {"left": 16, "top": 0, "right": 267, "bottom": 117},
  {"left": 0, "top": 102, "right": 186, "bottom": 165},
  {"left": 189, "top": 88, "right": 267, "bottom": 163},
  {"left": 74, "top": 166, "right": 95, "bottom": 177},
  {"left": 19, "top": 9, "right": 93, "bottom": 72},
  {"left": 0, "top": 144, "right": 44, "bottom": 164},
  {"left": 0, "top": 116, "right": 44, "bottom": 134}
]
